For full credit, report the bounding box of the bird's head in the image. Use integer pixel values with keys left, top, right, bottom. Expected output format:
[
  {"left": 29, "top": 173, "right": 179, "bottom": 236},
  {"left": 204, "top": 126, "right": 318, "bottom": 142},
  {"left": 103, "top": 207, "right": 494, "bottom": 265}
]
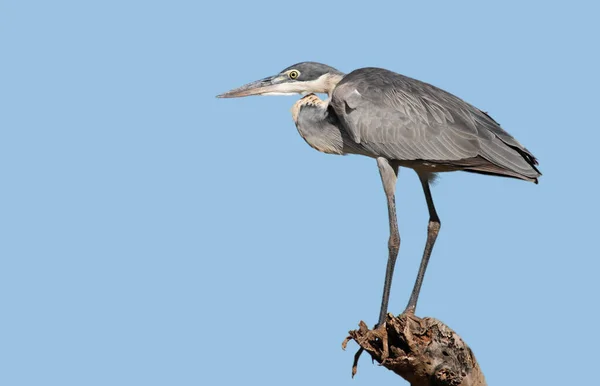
[{"left": 217, "top": 62, "right": 344, "bottom": 98}]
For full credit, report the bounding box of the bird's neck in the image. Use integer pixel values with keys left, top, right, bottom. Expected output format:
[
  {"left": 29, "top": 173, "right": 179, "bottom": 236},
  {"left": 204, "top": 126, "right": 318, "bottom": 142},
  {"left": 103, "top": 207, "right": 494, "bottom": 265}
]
[
  {"left": 300, "top": 73, "right": 344, "bottom": 97},
  {"left": 290, "top": 73, "right": 344, "bottom": 121},
  {"left": 320, "top": 73, "right": 344, "bottom": 97}
]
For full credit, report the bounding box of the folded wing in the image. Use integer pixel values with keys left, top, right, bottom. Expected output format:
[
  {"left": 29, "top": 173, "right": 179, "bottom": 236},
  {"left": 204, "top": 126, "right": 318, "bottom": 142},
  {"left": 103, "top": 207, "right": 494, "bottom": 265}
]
[{"left": 329, "top": 68, "right": 540, "bottom": 181}]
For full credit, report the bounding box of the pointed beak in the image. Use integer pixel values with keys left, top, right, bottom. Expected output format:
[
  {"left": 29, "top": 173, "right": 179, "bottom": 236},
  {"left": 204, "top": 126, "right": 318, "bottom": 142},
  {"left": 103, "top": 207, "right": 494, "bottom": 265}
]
[{"left": 216, "top": 75, "right": 287, "bottom": 98}]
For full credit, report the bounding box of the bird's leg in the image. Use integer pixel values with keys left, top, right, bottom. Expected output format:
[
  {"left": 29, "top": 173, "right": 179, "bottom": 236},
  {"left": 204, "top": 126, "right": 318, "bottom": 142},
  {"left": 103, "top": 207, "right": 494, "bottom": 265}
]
[
  {"left": 404, "top": 173, "right": 441, "bottom": 314},
  {"left": 376, "top": 158, "right": 400, "bottom": 326}
]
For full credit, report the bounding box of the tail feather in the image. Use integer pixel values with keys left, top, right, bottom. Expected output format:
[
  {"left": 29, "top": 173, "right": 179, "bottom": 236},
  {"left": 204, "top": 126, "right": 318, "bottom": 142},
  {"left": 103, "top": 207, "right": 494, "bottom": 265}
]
[{"left": 444, "top": 154, "right": 540, "bottom": 183}]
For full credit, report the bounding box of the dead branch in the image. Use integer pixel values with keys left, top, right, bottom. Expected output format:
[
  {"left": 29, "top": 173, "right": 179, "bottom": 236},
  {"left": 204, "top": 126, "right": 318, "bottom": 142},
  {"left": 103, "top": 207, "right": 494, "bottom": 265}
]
[{"left": 343, "top": 313, "right": 486, "bottom": 386}]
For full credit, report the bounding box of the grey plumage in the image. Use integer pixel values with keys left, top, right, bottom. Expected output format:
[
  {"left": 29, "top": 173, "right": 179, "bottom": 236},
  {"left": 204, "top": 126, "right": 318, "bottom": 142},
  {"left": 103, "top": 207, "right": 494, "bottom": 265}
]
[
  {"left": 217, "top": 62, "right": 541, "bottom": 325},
  {"left": 311, "top": 67, "right": 540, "bottom": 182},
  {"left": 293, "top": 94, "right": 363, "bottom": 156}
]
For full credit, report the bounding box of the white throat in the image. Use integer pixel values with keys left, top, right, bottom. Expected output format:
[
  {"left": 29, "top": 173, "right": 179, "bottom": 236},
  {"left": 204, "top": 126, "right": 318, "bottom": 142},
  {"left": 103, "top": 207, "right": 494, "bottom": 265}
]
[{"left": 262, "top": 73, "right": 344, "bottom": 97}]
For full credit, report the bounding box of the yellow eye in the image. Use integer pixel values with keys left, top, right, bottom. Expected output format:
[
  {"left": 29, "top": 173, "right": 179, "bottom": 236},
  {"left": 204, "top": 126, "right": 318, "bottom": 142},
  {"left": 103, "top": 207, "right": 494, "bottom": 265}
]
[{"left": 288, "top": 70, "right": 299, "bottom": 80}]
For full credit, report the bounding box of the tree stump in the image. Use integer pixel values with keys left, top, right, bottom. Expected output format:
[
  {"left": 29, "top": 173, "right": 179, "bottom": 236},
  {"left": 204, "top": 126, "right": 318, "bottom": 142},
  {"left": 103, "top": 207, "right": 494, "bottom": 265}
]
[{"left": 342, "top": 313, "right": 486, "bottom": 386}]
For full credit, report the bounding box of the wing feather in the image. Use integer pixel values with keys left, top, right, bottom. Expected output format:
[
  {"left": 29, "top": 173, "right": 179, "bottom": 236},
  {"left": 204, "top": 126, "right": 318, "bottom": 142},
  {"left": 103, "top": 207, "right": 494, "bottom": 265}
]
[{"left": 330, "top": 67, "right": 540, "bottom": 179}]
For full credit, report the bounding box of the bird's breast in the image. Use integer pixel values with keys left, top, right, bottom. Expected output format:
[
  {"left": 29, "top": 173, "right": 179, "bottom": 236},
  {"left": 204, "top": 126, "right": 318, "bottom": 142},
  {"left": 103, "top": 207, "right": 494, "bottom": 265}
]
[
  {"left": 292, "top": 94, "right": 347, "bottom": 155},
  {"left": 291, "top": 94, "right": 326, "bottom": 123}
]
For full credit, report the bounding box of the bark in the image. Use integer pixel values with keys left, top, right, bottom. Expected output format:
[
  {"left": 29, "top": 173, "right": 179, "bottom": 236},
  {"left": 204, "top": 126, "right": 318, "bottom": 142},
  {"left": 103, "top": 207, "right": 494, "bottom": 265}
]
[{"left": 342, "top": 313, "right": 486, "bottom": 386}]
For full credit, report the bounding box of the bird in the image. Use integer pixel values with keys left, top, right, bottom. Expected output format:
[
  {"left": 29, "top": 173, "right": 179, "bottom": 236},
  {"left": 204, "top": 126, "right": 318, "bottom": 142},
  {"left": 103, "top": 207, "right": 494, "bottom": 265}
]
[{"left": 217, "top": 62, "right": 540, "bottom": 326}]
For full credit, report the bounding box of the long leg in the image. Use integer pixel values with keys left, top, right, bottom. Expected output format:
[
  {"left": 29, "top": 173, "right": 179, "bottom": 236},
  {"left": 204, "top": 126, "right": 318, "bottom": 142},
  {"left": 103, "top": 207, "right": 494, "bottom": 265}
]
[
  {"left": 376, "top": 158, "right": 400, "bottom": 326},
  {"left": 405, "top": 172, "right": 441, "bottom": 314}
]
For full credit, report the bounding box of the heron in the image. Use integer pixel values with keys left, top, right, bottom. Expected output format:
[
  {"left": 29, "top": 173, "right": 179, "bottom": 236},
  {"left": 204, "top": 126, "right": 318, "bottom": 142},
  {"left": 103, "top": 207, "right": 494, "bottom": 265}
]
[{"left": 217, "top": 62, "right": 540, "bottom": 326}]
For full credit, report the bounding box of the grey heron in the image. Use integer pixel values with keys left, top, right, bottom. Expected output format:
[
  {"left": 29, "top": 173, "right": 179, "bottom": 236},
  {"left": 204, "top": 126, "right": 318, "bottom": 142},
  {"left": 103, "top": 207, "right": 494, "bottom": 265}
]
[{"left": 217, "top": 62, "right": 540, "bottom": 326}]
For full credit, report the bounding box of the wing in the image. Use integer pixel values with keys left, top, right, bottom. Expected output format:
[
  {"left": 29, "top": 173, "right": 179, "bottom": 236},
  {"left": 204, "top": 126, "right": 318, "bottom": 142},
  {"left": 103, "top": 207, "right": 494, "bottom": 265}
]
[{"left": 329, "top": 68, "right": 540, "bottom": 179}]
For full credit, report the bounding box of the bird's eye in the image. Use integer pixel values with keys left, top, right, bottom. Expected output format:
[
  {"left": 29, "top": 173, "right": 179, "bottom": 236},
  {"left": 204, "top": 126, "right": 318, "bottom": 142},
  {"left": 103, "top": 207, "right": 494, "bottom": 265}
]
[{"left": 288, "top": 70, "right": 299, "bottom": 80}]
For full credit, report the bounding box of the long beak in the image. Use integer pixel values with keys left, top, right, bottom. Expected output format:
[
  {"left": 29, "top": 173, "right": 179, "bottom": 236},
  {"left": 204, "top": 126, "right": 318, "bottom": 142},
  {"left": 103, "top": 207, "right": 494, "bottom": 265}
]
[{"left": 216, "top": 75, "right": 286, "bottom": 98}]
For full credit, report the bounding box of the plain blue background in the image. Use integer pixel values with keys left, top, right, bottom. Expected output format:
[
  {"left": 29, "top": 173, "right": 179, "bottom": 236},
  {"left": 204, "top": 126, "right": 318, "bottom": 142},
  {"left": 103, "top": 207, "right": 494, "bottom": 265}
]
[{"left": 2, "top": 1, "right": 598, "bottom": 385}]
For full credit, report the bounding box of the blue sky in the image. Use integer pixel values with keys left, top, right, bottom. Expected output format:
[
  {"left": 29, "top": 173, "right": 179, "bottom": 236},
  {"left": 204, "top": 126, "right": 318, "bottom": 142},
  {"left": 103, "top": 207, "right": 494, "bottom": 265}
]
[{"left": 2, "top": 1, "right": 599, "bottom": 385}]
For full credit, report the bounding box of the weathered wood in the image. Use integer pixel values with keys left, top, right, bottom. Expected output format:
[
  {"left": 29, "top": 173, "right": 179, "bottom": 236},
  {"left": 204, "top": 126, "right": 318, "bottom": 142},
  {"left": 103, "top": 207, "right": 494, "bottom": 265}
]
[{"left": 342, "top": 313, "right": 486, "bottom": 386}]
